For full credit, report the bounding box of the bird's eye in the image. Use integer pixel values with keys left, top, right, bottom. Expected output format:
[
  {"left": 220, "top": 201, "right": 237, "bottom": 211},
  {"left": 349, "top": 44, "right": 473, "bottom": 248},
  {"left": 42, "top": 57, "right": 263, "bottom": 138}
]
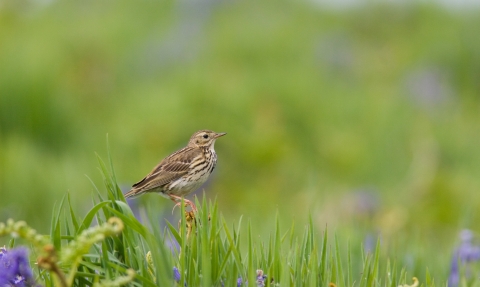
[{"left": 203, "top": 134, "right": 209, "bottom": 139}]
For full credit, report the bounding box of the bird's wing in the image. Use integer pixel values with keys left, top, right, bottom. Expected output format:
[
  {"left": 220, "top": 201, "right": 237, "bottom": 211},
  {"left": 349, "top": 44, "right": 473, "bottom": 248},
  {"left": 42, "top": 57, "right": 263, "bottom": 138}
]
[{"left": 125, "top": 147, "right": 203, "bottom": 198}]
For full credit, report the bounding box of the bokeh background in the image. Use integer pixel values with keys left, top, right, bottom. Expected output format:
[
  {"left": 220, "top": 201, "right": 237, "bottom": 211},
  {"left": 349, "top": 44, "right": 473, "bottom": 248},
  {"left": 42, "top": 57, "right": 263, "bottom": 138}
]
[{"left": 1, "top": 0, "right": 480, "bottom": 282}]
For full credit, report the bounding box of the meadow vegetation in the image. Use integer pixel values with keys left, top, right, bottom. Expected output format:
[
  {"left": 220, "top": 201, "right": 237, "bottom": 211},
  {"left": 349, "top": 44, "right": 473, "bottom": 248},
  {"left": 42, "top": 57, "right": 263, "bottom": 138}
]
[{"left": 1, "top": 1, "right": 480, "bottom": 285}]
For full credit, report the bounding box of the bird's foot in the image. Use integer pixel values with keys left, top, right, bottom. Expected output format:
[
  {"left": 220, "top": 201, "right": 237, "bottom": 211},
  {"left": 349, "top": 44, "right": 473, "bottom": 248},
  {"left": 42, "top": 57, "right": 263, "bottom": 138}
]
[{"left": 170, "top": 196, "right": 197, "bottom": 213}]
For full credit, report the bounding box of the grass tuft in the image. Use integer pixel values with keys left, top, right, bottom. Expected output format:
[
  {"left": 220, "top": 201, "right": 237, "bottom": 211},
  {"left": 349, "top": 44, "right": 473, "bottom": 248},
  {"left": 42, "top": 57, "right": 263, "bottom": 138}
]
[{"left": 0, "top": 152, "right": 444, "bottom": 286}]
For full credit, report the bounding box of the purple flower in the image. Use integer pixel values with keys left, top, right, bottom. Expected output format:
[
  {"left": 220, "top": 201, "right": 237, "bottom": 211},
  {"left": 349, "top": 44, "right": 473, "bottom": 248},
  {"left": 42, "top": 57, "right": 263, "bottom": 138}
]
[
  {"left": 404, "top": 66, "right": 452, "bottom": 111},
  {"left": 0, "top": 246, "right": 36, "bottom": 287},
  {"left": 173, "top": 267, "right": 181, "bottom": 282},
  {"left": 220, "top": 276, "right": 245, "bottom": 287},
  {"left": 173, "top": 267, "right": 188, "bottom": 286},
  {"left": 448, "top": 230, "right": 480, "bottom": 287},
  {"left": 256, "top": 269, "right": 267, "bottom": 287}
]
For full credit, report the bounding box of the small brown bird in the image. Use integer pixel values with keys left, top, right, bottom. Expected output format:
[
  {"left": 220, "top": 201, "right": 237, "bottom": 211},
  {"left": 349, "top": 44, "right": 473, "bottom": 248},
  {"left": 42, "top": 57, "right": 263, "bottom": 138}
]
[{"left": 124, "top": 130, "right": 226, "bottom": 211}]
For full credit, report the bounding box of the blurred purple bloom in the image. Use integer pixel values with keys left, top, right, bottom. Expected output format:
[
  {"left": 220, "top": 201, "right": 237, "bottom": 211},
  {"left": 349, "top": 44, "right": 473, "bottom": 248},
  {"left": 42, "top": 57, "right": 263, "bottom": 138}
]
[
  {"left": 404, "top": 67, "right": 453, "bottom": 111},
  {"left": 14, "top": 275, "right": 26, "bottom": 285},
  {"left": 363, "top": 233, "right": 376, "bottom": 254},
  {"left": 353, "top": 189, "right": 379, "bottom": 218},
  {"left": 256, "top": 269, "right": 267, "bottom": 287},
  {"left": 173, "top": 267, "right": 181, "bottom": 282},
  {"left": 448, "top": 230, "right": 480, "bottom": 287},
  {"left": 173, "top": 267, "right": 188, "bottom": 286},
  {"left": 0, "top": 246, "right": 36, "bottom": 287},
  {"left": 220, "top": 276, "right": 244, "bottom": 287}
]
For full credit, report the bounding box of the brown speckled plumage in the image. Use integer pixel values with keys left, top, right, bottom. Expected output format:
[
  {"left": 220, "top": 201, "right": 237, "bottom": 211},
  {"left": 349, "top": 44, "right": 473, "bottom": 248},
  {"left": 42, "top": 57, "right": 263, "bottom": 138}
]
[{"left": 124, "top": 130, "right": 226, "bottom": 211}]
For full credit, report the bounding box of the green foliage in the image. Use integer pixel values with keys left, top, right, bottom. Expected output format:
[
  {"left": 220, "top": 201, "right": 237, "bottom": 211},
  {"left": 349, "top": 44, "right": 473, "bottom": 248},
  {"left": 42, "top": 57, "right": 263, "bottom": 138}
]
[
  {"left": 0, "top": 153, "right": 457, "bottom": 286},
  {"left": 1, "top": 1, "right": 480, "bottom": 285},
  {"left": 0, "top": 216, "right": 130, "bottom": 287}
]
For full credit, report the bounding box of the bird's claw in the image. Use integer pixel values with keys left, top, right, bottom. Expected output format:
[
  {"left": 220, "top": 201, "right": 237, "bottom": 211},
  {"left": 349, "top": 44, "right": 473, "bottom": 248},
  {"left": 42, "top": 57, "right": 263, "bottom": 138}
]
[{"left": 171, "top": 198, "right": 197, "bottom": 214}]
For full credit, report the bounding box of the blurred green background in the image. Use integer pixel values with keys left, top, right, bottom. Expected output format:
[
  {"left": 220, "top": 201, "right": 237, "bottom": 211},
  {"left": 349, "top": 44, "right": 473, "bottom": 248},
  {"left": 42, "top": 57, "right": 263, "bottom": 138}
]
[{"left": 1, "top": 0, "right": 480, "bottom": 281}]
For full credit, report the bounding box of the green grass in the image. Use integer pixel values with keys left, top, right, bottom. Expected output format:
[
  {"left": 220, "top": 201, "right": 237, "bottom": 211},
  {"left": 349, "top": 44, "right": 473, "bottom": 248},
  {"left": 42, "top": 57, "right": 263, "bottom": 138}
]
[
  {"left": 1, "top": 152, "right": 439, "bottom": 286},
  {"left": 1, "top": 1, "right": 480, "bottom": 285}
]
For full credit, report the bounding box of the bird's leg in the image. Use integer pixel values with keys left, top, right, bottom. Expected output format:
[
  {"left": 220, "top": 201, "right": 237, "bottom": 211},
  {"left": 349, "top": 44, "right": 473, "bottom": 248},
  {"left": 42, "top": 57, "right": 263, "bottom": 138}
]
[
  {"left": 171, "top": 195, "right": 197, "bottom": 238},
  {"left": 170, "top": 195, "right": 198, "bottom": 213}
]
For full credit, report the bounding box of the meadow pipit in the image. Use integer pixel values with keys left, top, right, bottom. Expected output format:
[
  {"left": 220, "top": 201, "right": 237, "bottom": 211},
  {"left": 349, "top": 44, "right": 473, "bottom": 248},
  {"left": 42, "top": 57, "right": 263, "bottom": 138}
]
[{"left": 124, "top": 130, "right": 226, "bottom": 211}]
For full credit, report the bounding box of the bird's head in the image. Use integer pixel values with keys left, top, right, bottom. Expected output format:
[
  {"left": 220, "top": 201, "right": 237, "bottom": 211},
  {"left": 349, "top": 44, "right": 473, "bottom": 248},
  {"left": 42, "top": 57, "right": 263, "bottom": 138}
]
[{"left": 188, "top": 130, "right": 226, "bottom": 149}]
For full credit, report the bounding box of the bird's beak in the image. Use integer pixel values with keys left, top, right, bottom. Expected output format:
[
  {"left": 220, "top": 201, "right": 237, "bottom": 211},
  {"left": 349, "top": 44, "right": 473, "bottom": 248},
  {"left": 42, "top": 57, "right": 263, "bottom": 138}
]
[{"left": 215, "top": 132, "right": 227, "bottom": 138}]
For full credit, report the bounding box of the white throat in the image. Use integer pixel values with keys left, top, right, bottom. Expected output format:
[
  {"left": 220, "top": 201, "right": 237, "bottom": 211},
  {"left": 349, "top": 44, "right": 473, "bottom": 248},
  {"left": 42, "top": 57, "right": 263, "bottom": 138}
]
[{"left": 209, "top": 140, "right": 216, "bottom": 151}]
